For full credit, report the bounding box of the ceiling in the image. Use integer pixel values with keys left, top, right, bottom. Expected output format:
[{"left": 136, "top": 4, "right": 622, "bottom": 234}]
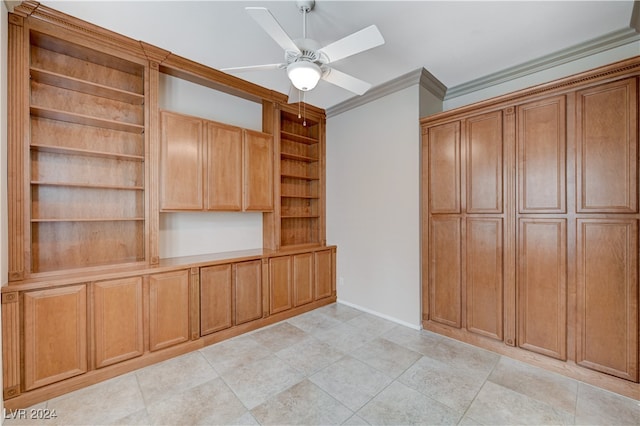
[{"left": 37, "top": 1, "right": 639, "bottom": 110}]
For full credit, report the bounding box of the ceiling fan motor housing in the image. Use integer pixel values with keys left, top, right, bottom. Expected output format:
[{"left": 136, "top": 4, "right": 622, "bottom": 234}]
[{"left": 296, "top": 1, "right": 315, "bottom": 13}]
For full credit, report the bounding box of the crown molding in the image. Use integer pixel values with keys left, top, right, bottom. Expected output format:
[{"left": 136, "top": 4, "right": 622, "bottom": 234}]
[
  {"left": 327, "top": 67, "right": 445, "bottom": 118},
  {"left": 444, "top": 27, "right": 640, "bottom": 100}
]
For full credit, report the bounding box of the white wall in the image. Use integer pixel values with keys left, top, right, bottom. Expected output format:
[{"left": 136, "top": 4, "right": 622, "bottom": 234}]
[
  {"left": 158, "top": 74, "right": 265, "bottom": 258},
  {"left": 327, "top": 86, "right": 425, "bottom": 328}
]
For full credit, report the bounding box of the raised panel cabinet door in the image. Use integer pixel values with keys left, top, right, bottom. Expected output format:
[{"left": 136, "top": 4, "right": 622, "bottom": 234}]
[
  {"left": 517, "top": 96, "right": 566, "bottom": 213},
  {"left": 576, "top": 78, "right": 638, "bottom": 213},
  {"left": 269, "top": 256, "right": 292, "bottom": 314},
  {"left": 293, "top": 252, "right": 314, "bottom": 307},
  {"left": 23, "top": 285, "right": 87, "bottom": 391},
  {"left": 200, "top": 264, "right": 233, "bottom": 336},
  {"left": 428, "top": 121, "right": 461, "bottom": 214},
  {"left": 149, "top": 270, "right": 190, "bottom": 352},
  {"left": 576, "top": 219, "right": 638, "bottom": 381},
  {"left": 430, "top": 217, "right": 462, "bottom": 327},
  {"left": 314, "top": 249, "right": 333, "bottom": 300},
  {"left": 160, "top": 111, "right": 204, "bottom": 210},
  {"left": 466, "top": 111, "right": 503, "bottom": 213},
  {"left": 206, "top": 122, "right": 243, "bottom": 211},
  {"left": 466, "top": 217, "right": 503, "bottom": 340},
  {"left": 243, "top": 129, "right": 274, "bottom": 211},
  {"left": 235, "top": 260, "right": 263, "bottom": 325},
  {"left": 518, "top": 219, "right": 567, "bottom": 360},
  {"left": 93, "top": 277, "right": 143, "bottom": 368}
]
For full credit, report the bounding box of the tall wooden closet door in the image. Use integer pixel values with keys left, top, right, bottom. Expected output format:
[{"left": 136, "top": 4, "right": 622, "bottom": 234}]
[
  {"left": 516, "top": 96, "right": 568, "bottom": 360},
  {"left": 574, "top": 77, "right": 639, "bottom": 381}
]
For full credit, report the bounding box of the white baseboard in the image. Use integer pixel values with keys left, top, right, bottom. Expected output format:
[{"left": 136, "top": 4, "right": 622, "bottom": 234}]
[{"left": 336, "top": 299, "right": 421, "bottom": 331}]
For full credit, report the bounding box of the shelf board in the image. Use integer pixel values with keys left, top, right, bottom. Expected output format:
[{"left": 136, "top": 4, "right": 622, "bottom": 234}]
[
  {"left": 281, "top": 130, "right": 318, "bottom": 145},
  {"left": 31, "top": 143, "right": 144, "bottom": 161},
  {"left": 281, "top": 173, "right": 318, "bottom": 181},
  {"left": 281, "top": 215, "right": 320, "bottom": 219},
  {"left": 281, "top": 152, "right": 318, "bottom": 163},
  {"left": 281, "top": 194, "right": 319, "bottom": 199},
  {"left": 30, "top": 68, "right": 144, "bottom": 105},
  {"left": 30, "top": 106, "right": 145, "bottom": 134},
  {"left": 31, "top": 181, "right": 144, "bottom": 191},
  {"left": 32, "top": 218, "right": 144, "bottom": 223}
]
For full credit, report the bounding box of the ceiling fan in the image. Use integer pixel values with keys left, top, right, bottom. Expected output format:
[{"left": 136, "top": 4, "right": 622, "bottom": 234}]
[{"left": 222, "top": 0, "right": 385, "bottom": 98}]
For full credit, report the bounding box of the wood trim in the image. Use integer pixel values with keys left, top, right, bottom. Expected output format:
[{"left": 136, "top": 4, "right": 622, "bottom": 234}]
[
  {"left": 421, "top": 56, "right": 640, "bottom": 126},
  {"left": 147, "top": 61, "right": 160, "bottom": 265},
  {"left": 2, "top": 292, "right": 21, "bottom": 399},
  {"left": 189, "top": 267, "right": 200, "bottom": 340}
]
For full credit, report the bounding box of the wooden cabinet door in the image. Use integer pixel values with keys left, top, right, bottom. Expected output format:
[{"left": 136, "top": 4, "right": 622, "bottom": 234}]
[
  {"left": 465, "top": 111, "right": 503, "bottom": 213},
  {"left": 517, "top": 96, "right": 566, "bottom": 213},
  {"left": 428, "top": 121, "right": 461, "bottom": 214},
  {"left": 293, "top": 252, "right": 314, "bottom": 307},
  {"left": 235, "top": 260, "right": 263, "bottom": 325},
  {"left": 576, "top": 78, "right": 637, "bottom": 213},
  {"left": 518, "top": 219, "right": 567, "bottom": 360},
  {"left": 206, "top": 122, "right": 243, "bottom": 211},
  {"left": 429, "top": 217, "right": 462, "bottom": 327},
  {"left": 243, "top": 129, "right": 274, "bottom": 211},
  {"left": 200, "top": 264, "right": 233, "bottom": 335},
  {"left": 23, "top": 285, "right": 87, "bottom": 391},
  {"left": 160, "top": 111, "right": 204, "bottom": 210},
  {"left": 315, "top": 249, "right": 334, "bottom": 300},
  {"left": 576, "top": 219, "right": 638, "bottom": 381},
  {"left": 93, "top": 277, "right": 143, "bottom": 368},
  {"left": 149, "top": 270, "right": 190, "bottom": 351},
  {"left": 269, "top": 256, "right": 292, "bottom": 314},
  {"left": 466, "top": 218, "right": 503, "bottom": 340}
]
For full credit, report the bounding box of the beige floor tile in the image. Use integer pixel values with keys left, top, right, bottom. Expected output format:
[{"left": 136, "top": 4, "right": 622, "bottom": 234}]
[
  {"left": 357, "top": 381, "right": 462, "bottom": 425},
  {"left": 146, "top": 377, "right": 246, "bottom": 425},
  {"left": 466, "top": 381, "right": 574, "bottom": 425},
  {"left": 315, "top": 323, "right": 376, "bottom": 353},
  {"left": 346, "top": 313, "right": 397, "bottom": 337},
  {"left": 251, "top": 380, "right": 353, "bottom": 425},
  {"left": 309, "top": 356, "right": 393, "bottom": 411},
  {"left": 488, "top": 357, "right": 578, "bottom": 413},
  {"left": 423, "top": 336, "right": 499, "bottom": 378},
  {"left": 342, "top": 414, "right": 370, "bottom": 425},
  {"left": 316, "top": 303, "right": 364, "bottom": 322},
  {"left": 109, "top": 408, "right": 151, "bottom": 425},
  {"left": 382, "top": 326, "right": 442, "bottom": 355},
  {"left": 276, "top": 337, "right": 345, "bottom": 375},
  {"left": 351, "top": 337, "right": 422, "bottom": 378},
  {"left": 200, "top": 334, "right": 272, "bottom": 374},
  {"left": 250, "top": 322, "right": 313, "bottom": 352},
  {"left": 221, "top": 354, "right": 305, "bottom": 409},
  {"left": 45, "top": 373, "right": 145, "bottom": 425},
  {"left": 135, "top": 351, "right": 218, "bottom": 405},
  {"left": 286, "top": 310, "right": 344, "bottom": 334},
  {"left": 575, "top": 382, "right": 640, "bottom": 425},
  {"left": 231, "top": 411, "right": 261, "bottom": 425},
  {"left": 399, "top": 355, "right": 487, "bottom": 411}
]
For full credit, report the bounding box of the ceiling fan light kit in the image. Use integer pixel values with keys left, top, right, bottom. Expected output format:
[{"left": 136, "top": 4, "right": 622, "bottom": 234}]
[
  {"left": 222, "top": 0, "right": 385, "bottom": 99},
  {"left": 287, "top": 61, "right": 322, "bottom": 91}
]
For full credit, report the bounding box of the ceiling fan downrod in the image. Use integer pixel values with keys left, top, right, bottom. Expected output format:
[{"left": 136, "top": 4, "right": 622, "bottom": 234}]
[{"left": 297, "top": 0, "right": 315, "bottom": 39}]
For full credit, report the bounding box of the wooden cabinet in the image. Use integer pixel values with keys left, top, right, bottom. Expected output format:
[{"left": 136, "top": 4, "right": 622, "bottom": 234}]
[
  {"left": 160, "top": 111, "right": 274, "bottom": 212},
  {"left": 160, "top": 112, "right": 204, "bottom": 210},
  {"left": 93, "top": 277, "right": 144, "bottom": 368},
  {"left": 149, "top": 270, "right": 190, "bottom": 351},
  {"left": 23, "top": 285, "right": 87, "bottom": 391},
  {"left": 426, "top": 110, "right": 505, "bottom": 340},
  {"left": 234, "top": 260, "right": 263, "bottom": 325},
  {"left": 269, "top": 256, "right": 292, "bottom": 314},
  {"left": 314, "top": 249, "right": 335, "bottom": 300},
  {"left": 293, "top": 252, "right": 314, "bottom": 307},
  {"left": 422, "top": 65, "right": 640, "bottom": 390},
  {"left": 200, "top": 264, "right": 233, "bottom": 336},
  {"left": 270, "top": 252, "right": 317, "bottom": 314}
]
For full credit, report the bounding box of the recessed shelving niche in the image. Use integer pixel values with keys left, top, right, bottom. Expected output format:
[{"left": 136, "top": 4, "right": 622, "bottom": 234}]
[{"left": 28, "top": 31, "right": 146, "bottom": 273}]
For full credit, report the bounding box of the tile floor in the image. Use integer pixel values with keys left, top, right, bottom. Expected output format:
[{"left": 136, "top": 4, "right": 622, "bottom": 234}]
[{"left": 4, "top": 303, "right": 639, "bottom": 425}]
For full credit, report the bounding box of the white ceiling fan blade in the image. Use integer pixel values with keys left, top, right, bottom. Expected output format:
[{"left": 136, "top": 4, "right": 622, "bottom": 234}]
[
  {"left": 321, "top": 68, "right": 372, "bottom": 95},
  {"left": 246, "top": 7, "right": 301, "bottom": 54},
  {"left": 318, "top": 25, "right": 384, "bottom": 63},
  {"left": 221, "top": 63, "right": 285, "bottom": 73}
]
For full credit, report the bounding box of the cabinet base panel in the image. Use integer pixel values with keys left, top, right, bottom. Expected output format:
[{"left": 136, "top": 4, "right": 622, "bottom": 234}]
[
  {"left": 422, "top": 321, "right": 639, "bottom": 400},
  {"left": 3, "top": 297, "right": 335, "bottom": 410}
]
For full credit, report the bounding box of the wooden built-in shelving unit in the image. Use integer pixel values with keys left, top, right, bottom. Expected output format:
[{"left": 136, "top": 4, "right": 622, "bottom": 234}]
[{"left": 28, "top": 30, "right": 146, "bottom": 273}]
